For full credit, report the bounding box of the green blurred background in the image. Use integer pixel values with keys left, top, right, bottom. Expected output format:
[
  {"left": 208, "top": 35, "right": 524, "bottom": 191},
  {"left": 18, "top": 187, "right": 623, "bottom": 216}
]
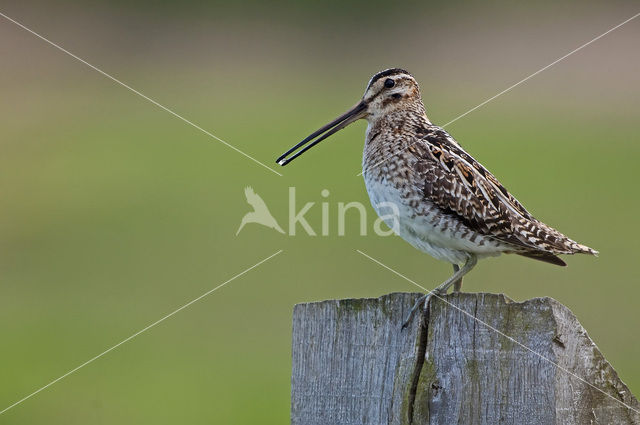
[{"left": 1, "top": 1, "right": 639, "bottom": 423}]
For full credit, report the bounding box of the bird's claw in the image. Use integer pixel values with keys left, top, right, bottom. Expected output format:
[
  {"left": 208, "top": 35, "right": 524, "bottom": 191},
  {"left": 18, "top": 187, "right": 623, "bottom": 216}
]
[{"left": 401, "top": 291, "right": 443, "bottom": 330}]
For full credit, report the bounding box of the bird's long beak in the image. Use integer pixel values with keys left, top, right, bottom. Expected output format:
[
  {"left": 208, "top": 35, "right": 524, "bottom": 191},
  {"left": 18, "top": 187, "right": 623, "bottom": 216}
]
[{"left": 276, "top": 100, "right": 367, "bottom": 166}]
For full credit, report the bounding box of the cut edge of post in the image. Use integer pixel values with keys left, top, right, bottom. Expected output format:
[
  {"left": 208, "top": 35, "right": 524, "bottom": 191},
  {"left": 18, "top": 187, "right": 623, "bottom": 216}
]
[{"left": 291, "top": 292, "right": 640, "bottom": 424}]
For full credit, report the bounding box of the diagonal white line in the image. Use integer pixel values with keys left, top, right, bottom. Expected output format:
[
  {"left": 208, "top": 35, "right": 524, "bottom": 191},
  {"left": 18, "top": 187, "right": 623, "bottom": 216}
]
[
  {"left": 0, "top": 249, "right": 283, "bottom": 416},
  {"left": 356, "top": 249, "right": 640, "bottom": 415},
  {"left": 0, "top": 11, "right": 283, "bottom": 177},
  {"left": 440, "top": 11, "right": 640, "bottom": 128},
  {"left": 357, "top": 11, "right": 640, "bottom": 177}
]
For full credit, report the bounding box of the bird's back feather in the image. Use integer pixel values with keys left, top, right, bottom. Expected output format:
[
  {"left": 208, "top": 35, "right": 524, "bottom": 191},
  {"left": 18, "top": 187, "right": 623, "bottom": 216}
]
[{"left": 406, "top": 125, "right": 597, "bottom": 258}]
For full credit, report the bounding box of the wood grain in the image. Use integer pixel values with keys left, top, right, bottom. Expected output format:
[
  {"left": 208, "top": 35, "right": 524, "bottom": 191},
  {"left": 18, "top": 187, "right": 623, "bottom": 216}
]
[{"left": 291, "top": 292, "right": 639, "bottom": 424}]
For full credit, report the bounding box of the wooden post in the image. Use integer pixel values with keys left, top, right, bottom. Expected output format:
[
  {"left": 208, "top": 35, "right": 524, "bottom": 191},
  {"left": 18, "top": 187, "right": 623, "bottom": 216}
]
[{"left": 291, "top": 292, "right": 640, "bottom": 424}]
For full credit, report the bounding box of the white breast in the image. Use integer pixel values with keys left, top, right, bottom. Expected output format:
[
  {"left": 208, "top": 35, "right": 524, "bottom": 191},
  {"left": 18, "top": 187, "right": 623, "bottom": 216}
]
[{"left": 364, "top": 174, "right": 506, "bottom": 265}]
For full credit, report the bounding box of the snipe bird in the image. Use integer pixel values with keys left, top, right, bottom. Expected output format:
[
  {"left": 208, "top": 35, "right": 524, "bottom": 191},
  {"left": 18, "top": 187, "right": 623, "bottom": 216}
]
[{"left": 276, "top": 68, "right": 597, "bottom": 325}]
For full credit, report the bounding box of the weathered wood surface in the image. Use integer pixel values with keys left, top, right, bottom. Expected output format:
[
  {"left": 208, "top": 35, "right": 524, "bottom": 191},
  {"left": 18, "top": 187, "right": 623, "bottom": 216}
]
[{"left": 291, "top": 292, "right": 640, "bottom": 425}]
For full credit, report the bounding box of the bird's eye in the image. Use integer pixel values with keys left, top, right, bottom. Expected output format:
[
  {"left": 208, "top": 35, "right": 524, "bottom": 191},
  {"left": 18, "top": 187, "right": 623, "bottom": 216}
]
[{"left": 384, "top": 78, "right": 395, "bottom": 88}]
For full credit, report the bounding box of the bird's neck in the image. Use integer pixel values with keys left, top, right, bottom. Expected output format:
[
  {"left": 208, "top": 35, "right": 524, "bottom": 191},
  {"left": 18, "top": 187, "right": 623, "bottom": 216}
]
[
  {"left": 363, "top": 106, "right": 432, "bottom": 175},
  {"left": 365, "top": 105, "right": 431, "bottom": 146}
]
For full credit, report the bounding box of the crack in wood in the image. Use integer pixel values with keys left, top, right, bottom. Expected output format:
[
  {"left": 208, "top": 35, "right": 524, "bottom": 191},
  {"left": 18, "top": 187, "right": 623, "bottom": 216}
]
[{"left": 407, "top": 301, "right": 431, "bottom": 424}]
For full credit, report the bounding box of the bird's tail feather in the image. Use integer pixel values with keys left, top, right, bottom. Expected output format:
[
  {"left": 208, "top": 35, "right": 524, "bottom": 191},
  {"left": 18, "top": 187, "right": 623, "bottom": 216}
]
[
  {"left": 570, "top": 242, "right": 599, "bottom": 256},
  {"left": 517, "top": 251, "right": 567, "bottom": 267}
]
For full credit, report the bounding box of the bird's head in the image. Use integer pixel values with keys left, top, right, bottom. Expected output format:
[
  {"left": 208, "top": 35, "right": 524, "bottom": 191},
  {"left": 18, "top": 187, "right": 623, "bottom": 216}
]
[
  {"left": 362, "top": 68, "right": 424, "bottom": 118},
  {"left": 276, "top": 68, "right": 425, "bottom": 166}
]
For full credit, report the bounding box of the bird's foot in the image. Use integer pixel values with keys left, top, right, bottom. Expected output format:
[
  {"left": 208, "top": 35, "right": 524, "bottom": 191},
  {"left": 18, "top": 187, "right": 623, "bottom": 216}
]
[{"left": 401, "top": 290, "right": 444, "bottom": 330}]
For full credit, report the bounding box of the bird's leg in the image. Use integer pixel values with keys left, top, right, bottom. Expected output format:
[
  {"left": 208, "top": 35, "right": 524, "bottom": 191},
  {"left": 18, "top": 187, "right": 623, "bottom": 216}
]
[
  {"left": 452, "top": 264, "right": 463, "bottom": 292},
  {"left": 402, "top": 254, "right": 477, "bottom": 329}
]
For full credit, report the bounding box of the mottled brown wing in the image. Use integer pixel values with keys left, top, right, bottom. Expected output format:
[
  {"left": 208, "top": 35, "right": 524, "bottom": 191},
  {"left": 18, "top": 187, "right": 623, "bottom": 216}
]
[{"left": 407, "top": 126, "right": 591, "bottom": 257}]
